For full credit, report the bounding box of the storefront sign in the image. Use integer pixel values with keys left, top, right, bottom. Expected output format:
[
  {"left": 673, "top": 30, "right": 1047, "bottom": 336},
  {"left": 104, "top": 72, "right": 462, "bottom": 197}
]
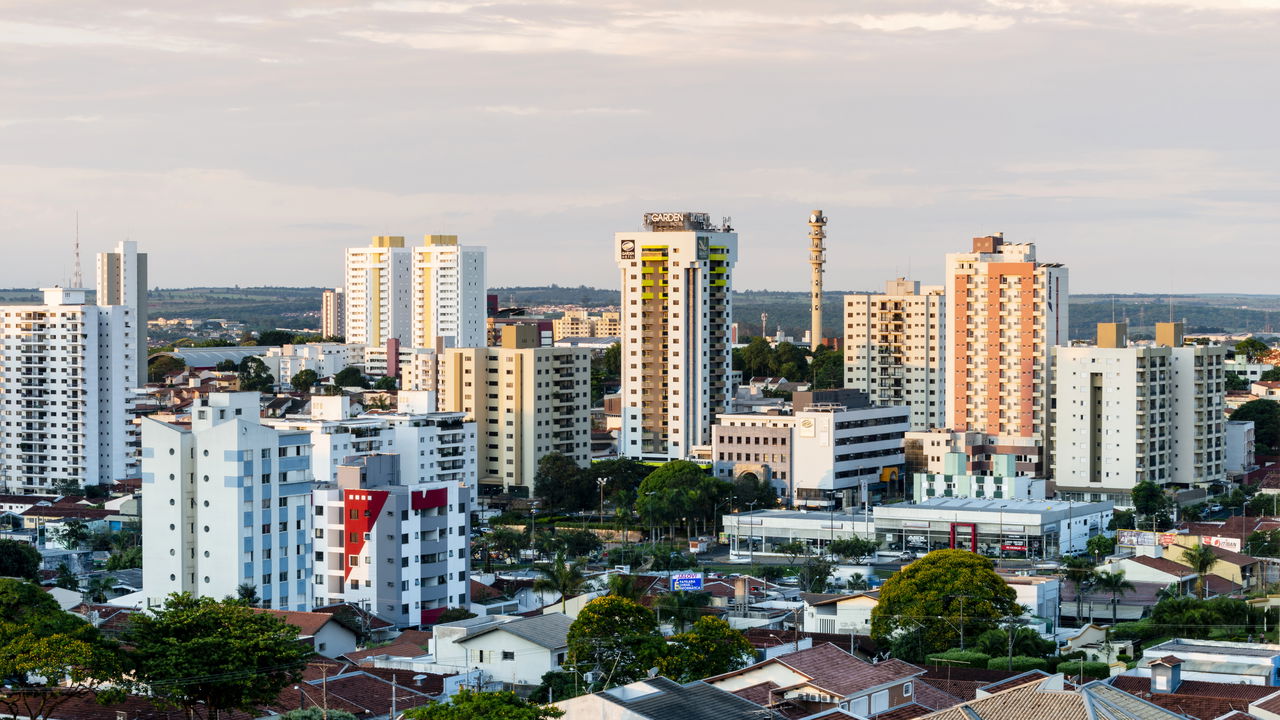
[
  {"left": 1001, "top": 544, "right": 1027, "bottom": 551},
  {"left": 1202, "top": 535, "right": 1242, "bottom": 552},
  {"left": 671, "top": 572, "right": 704, "bottom": 591}
]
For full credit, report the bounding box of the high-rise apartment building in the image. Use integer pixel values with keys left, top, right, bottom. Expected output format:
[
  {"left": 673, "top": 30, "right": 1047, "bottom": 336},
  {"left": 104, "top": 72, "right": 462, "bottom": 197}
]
[
  {"left": 437, "top": 325, "right": 591, "bottom": 496},
  {"left": 344, "top": 236, "right": 413, "bottom": 347},
  {"left": 411, "top": 236, "right": 486, "bottom": 349},
  {"left": 312, "top": 453, "right": 470, "bottom": 626},
  {"left": 140, "top": 393, "right": 314, "bottom": 610},
  {"left": 342, "top": 235, "right": 486, "bottom": 350},
  {"left": 945, "top": 235, "right": 1067, "bottom": 444},
  {"left": 0, "top": 288, "right": 138, "bottom": 492},
  {"left": 96, "top": 240, "right": 148, "bottom": 386},
  {"left": 615, "top": 212, "right": 737, "bottom": 461},
  {"left": 1053, "top": 322, "right": 1227, "bottom": 505},
  {"left": 844, "top": 278, "right": 945, "bottom": 430},
  {"left": 321, "top": 288, "right": 345, "bottom": 339}
]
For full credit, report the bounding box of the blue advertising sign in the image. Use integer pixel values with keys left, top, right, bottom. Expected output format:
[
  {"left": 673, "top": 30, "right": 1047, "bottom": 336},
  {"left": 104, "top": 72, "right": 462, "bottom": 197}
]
[{"left": 670, "top": 572, "right": 704, "bottom": 591}]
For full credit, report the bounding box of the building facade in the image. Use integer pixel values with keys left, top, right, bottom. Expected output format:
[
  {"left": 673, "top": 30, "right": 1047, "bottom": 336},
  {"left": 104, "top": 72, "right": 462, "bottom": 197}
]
[
  {"left": 553, "top": 310, "right": 621, "bottom": 341},
  {"left": 321, "top": 288, "right": 345, "bottom": 339},
  {"left": 312, "top": 453, "right": 470, "bottom": 627},
  {"left": 944, "top": 234, "right": 1067, "bottom": 444},
  {"left": 96, "top": 240, "right": 148, "bottom": 386},
  {"left": 140, "top": 393, "right": 314, "bottom": 610},
  {"left": 437, "top": 326, "right": 590, "bottom": 496},
  {"left": 344, "top": 236, "right": 413, "bottom": 347},
  {"left": 410, "top": 235, "right": 486, "bottom": 349},
  {"left": 615, "top": 212, "right": 737, "bottom": 461},
  {"left": 712, "top": 390, "right": 908, "bottom": 507},
  {"left": 843, "top": 278, "right": 945, "bottom": 430},
  {"left": 1053, "top": 322, "right": 1227, "bottom": 504},
  {"left": 0, "top": 288, "right": 138, "bottom": 491},
  {"left": 262, "top": 342, "right": 362, "bottom": 383}
]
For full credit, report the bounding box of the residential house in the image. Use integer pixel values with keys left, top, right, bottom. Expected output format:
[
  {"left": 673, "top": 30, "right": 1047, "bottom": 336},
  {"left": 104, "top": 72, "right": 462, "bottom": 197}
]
[
  {"left": 705, "top": 642, "right": 959, "bottom": 718},
  {"left": 1164, "top": 541, "right": 1261, "bottom": 592},
  {"left": 1062, "top": 624, "right": 1136, "bottom": 665},
  {"left": 1134, "top": 639, "right": 1280, "bottom": 686},
  {"left": 554, "top": 677, "right": 780, "bottom": 720},
  {"left": 918, "top": 675, "right": 1191, "bottom": 720},
  {"left": 1110, "top": 657, "right": 1280, "bottom": 719},
  {"left": 800, "top": 592, "right": 879, "bottom": 635},
  {"left": 432, "top": 613, "right": 572, "bottom": 689},
  {"left": 253, "top": 608, "right": 360, "bottom": 659}
]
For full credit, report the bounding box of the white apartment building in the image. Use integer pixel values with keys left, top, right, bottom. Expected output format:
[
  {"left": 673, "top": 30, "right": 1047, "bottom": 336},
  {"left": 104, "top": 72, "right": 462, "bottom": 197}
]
[
  {"left": 711, "top": 389, "right": 908, "bottom": 507},
  {"left": 615, "top": 212, "right": 737, "bottom": 461},
  {"left": 262, "top": 394, "right": 476, "bottom": 494},
  {"left": 945, "top": 234, "right": 1067, "bottom": 445},
  {"left": 140, "top": 393, "right": 314, "bottom": 610},
  {"left": 1052, "top": 322, "right": 1227, "bottom": 505},
  {"left": 344, "top": 236, "right": 413, "bottom": 346},
  {"left": 321, "top": 288, "right": 345, "bottom": 339},
  {"left": 0, "top": 288, "right": 138, "bottom": 491},
  {"left": 437, "top": 326, "right": 590, "bottom": 497},
  {"left": 312, "top": 453, "right": 470, "bottom": 627},
  {"left": 843, "top": 278, "right": 945, "bottom": 430},
  {"left": 912, "top": 452, "right": 1045, "bottom": 503},
  {"left": 262, "top": 343, "right": 363, "bottom": 383},
  {"left": 1226, "top": 420, "right": 1255, "bottom": 474},
  {"left": 97, "top": 240, "right": 148, "bottom": 386},
  {"left": 411, "top": 236, "right": 487, "bottom": 349},
  {"left": 362, "top": 345, "right": 437, "bottom": 391}
]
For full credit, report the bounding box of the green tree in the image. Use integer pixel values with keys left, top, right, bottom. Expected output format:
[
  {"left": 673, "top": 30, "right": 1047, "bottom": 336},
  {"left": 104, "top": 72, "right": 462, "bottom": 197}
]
[
  {"left": 1093, "top": 570, "right": 1136, "bottom": 624},
  {"left": 774, "top": 342, "right": 810, "bottom": 380},
  {"left": 1061, "top": 556, "right": 1098, "bottom": 623},
  {"left": 332, "top": 365, "right": 368, "bottom": 389},
  {"left": 215, "top": 359, "right": 238, "bottom": 372},
  {"left": 435, "top": 607, "right": 478, "bottom": 623},
  {"left": 561, "top": 529, "right": 603, "bottom": 558},
  {"left": 776, "top": 540, "right": 810, "bottom": 566},
  {"left": 486, "top": 527, "right": 528, "bottom": 561},
  {"left": 638, "top": 460, "right": 721, "bottom": 539},
  {"left": 798, "top": 556, "right": 835, "bottom": 593},
  {"left": 290, "top": 369, "right": 319, "bottom": 392},
  {"left": 1226, "top": 372, "right": 1249, "bottom": 392},
  {"left": 974, "top": 627, "right": 1054, "bottom": 659},
  {"left": 871, "top": 549, "right": 1018, "bottom": 656},
  {"left": 533, "top": 553, "right": 588, "bottom": 614},
  {"left": 1246, "top": 529, "right": 1280, "bottom": 557},
  {"left": 566, "top": 596, "right": 665, "bottom": 689},
  {"left": 1086, "top": 534, "right": 1115, "bottom": 563},
  {"left": 829, "top": 537, "right": 880, "bottom": 562},
  {"left": 82, "top": 575, "right": 116, "bottom": 603},
  {"left": 739, "top": 337, "right": 778, "bottom": 379},
  {"left": 0, "top": 579, "right": 126, "bottom": 720},
  {"left": 655, "top": 590, "right": 711, "bottom": 632},
  {"left": 810, "top": 346, "right": 843, "bottom": 390},
  {"left": 534, "top": 452, "right": 593, "bottom": 512},
  {"left": 1262, "top": 368, "right": 1280, "bottom": 382},
  {"left": 529, "top": 670, "right": 582, "bottom": 704},
  {"left": 607, "top": 574, "right": 647, "bottom": 602},
  {"left": 1232, "top": 399, "right": 1280, "bottom": 455},
  {"left": 53, "top": 564, "right": 79, "bottom": 591},
  {"left": 147, "top": 354, "right": 186, "bottom": 383},
  {"left": 1131, "top": 480, "right": 1167, "bottom": 518},
  {"left": 238, "top": 356, "right": 275, "bottom": 392},
  {"left": 1236, "top": 337, "right": 1271, "bottom": 363},
  {"left": 372, "top": 375, "right": 397, "bottom": 391},
  {"left": 127, "top": 594, "right": 309, "bottom": 718},
  {"left": 846, "top": 573, "right": 871, "bottom": 591},
  {"left": 1109, "top": 509, "right": 1136, "bottom": 531},
  {"left": 402, "top": 689, "right": 562, "bottom": 720},
  {"left": 105, "top": 546, "right": 143, "bottom": 571},
  {"left": 236, "top": 583, "right": 260, "bottom": 607},
  {"left": 592, "top": 457, "right": 653, "bottom": 498},
  {"left": 0, "top": 539, "right": 40, "bottom": 581},
  {"left": 1180, "top": 544, "right": 1221, "bottom": 599},
  {"left": 50, "top": 519, "right": 91, "bottom": 550},
  {"left": 255, "top": 330, "right": 297, "bottom": 346},
  {"left": 657, "top": 616, "right": 754, "bottom": 682}
]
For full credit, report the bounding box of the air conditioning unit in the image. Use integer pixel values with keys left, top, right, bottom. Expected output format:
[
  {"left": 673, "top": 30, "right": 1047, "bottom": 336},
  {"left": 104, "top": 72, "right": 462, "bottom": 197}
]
[{"left": 583, "top": 671, "right": 599, "bottom": 684}]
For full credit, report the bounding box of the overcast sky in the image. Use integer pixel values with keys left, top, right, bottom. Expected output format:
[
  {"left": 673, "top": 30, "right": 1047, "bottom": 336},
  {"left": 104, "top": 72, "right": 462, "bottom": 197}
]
[{"left": 1, "top": 1, "right": 1277, "bottom": 294}]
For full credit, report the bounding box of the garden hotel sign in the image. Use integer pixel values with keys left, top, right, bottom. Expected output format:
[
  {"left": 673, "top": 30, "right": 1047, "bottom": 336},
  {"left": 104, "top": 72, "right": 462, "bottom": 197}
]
[{"left": 642, "top": 211, "right": 717, "bottom": 232}]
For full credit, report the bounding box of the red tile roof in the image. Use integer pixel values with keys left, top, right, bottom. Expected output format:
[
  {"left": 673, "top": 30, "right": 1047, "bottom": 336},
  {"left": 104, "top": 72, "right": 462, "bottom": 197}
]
[
  {"left": 1109, "top": 675, "right": 1275, "bottom": 703},
  {"left": 1150, "top": 656, "right": 1183, "bottom": 666},
  {"left": 871, "top": 702, "right": 936, "bottom": 720},
  {"left": 775, "top": 643, "right": 924, "bottom": 698},
  {"left": 470, "top": 579, "right": 507, "bottom": 601},
  {"left": 1127, "top": 555, "right": 1196, "bottom": 577},
  {"left": 342, "top": 641, "right": 428, "bottom": 664},
  {"left": 253, "top": 608, "right": 341, "bottom": 637},
  {"left": 732, "top": 680, "right": 782, "bottom": 706}
]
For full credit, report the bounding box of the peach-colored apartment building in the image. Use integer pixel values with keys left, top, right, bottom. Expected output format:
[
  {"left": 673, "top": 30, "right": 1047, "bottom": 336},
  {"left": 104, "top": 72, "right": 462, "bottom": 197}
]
[{"left": 944, "top": 234, "right": 1068, "bottom": 447}]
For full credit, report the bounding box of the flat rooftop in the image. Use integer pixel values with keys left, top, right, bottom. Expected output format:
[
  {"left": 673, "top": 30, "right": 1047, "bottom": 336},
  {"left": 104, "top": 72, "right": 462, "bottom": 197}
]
[
  {"left": 727, "top": 509, "right": 873, "bottom": 522},
  {"left": 889, "top": 497, "right": 1113, "bottom": 513},
  {"left": 1149, "top": 639, "right": 1280, "bottom": 658}
]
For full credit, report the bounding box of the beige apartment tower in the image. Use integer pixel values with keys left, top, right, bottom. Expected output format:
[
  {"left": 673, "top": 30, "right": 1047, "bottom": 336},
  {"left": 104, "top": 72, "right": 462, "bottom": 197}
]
[
  {"left": 321, "top": 288, "right": 344, "bottom": 339},
  {"left": 844, "top": 278, "right": 945, "bottom": 430},
  {"left": 615, "top": 212, "right": 738, "bottom": 461},
  {"left": 436, "top": 326, "right": 591, "bottom": 494},
  {"left": 945, "top": 235, "right": 1068, "bottom": 444}
]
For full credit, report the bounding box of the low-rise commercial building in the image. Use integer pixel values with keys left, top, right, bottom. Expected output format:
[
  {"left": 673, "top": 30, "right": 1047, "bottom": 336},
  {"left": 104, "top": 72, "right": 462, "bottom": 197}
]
[
  {"left": 722, "top": 509, "right": 875, "bottom": 558},
  {"left": 912, "top": 452, "right": 1045, "bottom": 503},
  {"left": 873, "top": 497, "right": 1113, "bottom": 559}
]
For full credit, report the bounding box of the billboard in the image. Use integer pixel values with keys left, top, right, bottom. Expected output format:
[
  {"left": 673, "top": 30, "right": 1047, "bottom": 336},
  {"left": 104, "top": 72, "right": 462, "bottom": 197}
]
[
  {"left": 670, "top": 572, "right": 704, "bottom": 591},
  {"left": 1116, "top": 530, "right": 1181, "bottom": 547},
  {"left": 1202, "top": 535, "right": 1243, "bottom": 552}
]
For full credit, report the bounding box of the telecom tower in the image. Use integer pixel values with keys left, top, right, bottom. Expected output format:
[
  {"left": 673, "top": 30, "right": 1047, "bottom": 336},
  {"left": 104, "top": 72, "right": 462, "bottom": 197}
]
[{"left": 808, "top": 210, "right": 827, "bottom": 349}]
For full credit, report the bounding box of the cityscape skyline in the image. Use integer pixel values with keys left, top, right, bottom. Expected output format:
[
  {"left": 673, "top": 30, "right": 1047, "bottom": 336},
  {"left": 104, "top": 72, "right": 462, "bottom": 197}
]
[{"left": 3, "top": 1, "right": 1279, "bottom": 293}]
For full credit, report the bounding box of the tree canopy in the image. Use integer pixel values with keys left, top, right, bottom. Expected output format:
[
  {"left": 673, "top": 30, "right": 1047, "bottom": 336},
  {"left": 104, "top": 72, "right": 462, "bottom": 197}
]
[
  {"left": 403, "top": 689, "right": 562, "bottom": 720},
  {"left": 636, "top": 460, "right": 729, "bottom": 539},
  {"left": 533, "top": 452, "right": 593, "bottom": 512},
  {"left": 148, "top": 354, "right": 186, "bottom": 383},
  {"left": 332, "top": 365, "right": 368, "bottom": 389},
  {"left": 656, "top": 616, "right": 755, "bottom": 682},
  {"left": 566, "top": 596, "right": 666, "bottom": 689},
  {"left": 126, "top": 594, "right": 310, "bottom": 718},
  {"left": 1235, "top": 337, "right": 1272, "bottom": 363},
  {"left": 1232, "top": 399, "right": 1280, "bottom": 455},
  {"left": 290, "top": 369, "right": 319, "bottom": 392},
  {"left": 871, "top": 550, "right": 1019, "bottom": 659},
  {"left": 237, "top": 356, "right": 275, "bottom": 392},
  {"left": 0, "top": 539, "right": 41, "bottom": 581}
]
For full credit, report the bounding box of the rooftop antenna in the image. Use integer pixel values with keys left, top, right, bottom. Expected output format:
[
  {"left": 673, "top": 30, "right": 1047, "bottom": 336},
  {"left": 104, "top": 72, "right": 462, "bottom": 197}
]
[
  {"left": 1111, "top": 297, "right": 1116, "bottom": 323},
  {"left": 72, "top": 211, "right": 83, "bottom": 288}
]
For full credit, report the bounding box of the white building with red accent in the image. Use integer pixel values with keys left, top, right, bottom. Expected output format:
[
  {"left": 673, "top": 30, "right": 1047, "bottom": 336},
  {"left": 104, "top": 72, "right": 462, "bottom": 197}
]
[{"left": 312, "top": 453, "right": 470, "bottom": 627}]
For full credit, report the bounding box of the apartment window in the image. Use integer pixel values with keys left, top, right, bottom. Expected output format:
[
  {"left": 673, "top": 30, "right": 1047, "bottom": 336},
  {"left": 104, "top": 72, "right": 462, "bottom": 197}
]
[{"left": 502, "top": 651, "right": 516, "bottom": 661}]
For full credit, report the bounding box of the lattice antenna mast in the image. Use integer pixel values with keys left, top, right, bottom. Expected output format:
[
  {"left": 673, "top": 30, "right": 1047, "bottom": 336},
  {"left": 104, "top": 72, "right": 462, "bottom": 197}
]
[{"left": 72, "top": 211, "right": 83, "bottom": 287}]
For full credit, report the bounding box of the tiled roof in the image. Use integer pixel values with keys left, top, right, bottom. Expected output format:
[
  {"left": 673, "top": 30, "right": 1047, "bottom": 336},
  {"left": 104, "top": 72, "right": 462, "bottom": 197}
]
[
  {"left": 1205, "top": 574, "right": 1244, "bottom": 595},
  {"left": 1127, "top": 555, "right": 1197, "bottom": 576},
  {"left": 253, "top": 608, "right": 340, "bottom": 637},
  {"left": 595, "top": 677, "right": 779, "bottom": 720},
  {"left": 459, "top": 612, "right": 572, "bottom": 649},
  {"left": 312, "top": 602, "right": 396, "bottom": 629},
  {"left": 774, "top": 643, "right": 923, "bottom": 698},
  {"left": 1109, "top": 675, "right": 1276, "bottom": 703},
  {"left": 21, "top": 505, "right": 113, "bottom": 519},
  {"left": 909, "top": 677, "right": 963, "bottom": 711},
  {"left": 731, "top": 680, "right": 781, "bottom": 706},
  {"left": 870, "top": 702, "right": 936, "bottom": 720},
  {"left": 394, "top": 629, "right": 433, "bottom": 646},
  {"left": 341, "top": 641, "right": 428, "bottom": 664},
  {"left": 977, "top": 670, "right": 1053, "bottom": 695},
  {"left": 470, "top": 578, "right": 507, "bottom": 601}
]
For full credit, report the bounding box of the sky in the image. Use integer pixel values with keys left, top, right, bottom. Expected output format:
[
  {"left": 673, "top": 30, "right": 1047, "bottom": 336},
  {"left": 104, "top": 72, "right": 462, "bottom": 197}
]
[{"left": 1, "top": 0, "right": 1278, "bottom": 294}]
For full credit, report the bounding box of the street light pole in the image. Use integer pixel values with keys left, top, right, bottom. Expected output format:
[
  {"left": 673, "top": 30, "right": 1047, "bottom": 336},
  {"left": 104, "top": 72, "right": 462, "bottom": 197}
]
[{"left": 747, "top": 500, "right": 759, "bottom": 572}]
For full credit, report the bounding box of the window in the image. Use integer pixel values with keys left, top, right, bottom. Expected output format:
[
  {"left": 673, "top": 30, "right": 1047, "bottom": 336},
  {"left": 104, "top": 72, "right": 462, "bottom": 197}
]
[{"left": 502, "top": 651, "right": 516, "bottom": 661}]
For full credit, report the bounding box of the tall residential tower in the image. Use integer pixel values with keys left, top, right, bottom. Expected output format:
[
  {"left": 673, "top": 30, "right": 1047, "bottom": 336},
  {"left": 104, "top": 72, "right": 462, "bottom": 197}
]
[
  {"left": 97, "top": 240, "right": 148, "bottom": 386},
  {"left": 615, "top": 212, "right": 737, "bottom": 460}
]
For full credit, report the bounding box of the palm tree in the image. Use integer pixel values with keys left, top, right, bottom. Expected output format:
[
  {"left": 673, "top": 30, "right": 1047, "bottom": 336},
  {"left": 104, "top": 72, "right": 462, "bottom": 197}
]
[
  {"left": 533, "top": 553, "right": 588, "bottom": 613},
  {"left": 656, "top": 590, "right": 711, "bottom": 632},
  {"left": 1182, "top": 543, "right": 1220, "bottom": 599},
  {"left": 1062, "top": 556, "right": 1098, "bottom": 623},
  {"left": 846, "top": 573, "right": 870, "bottom": 592},
  {"left": 607, "top": 573, "right": 645, "bottom": 601},
  {"left": 1094, "top": 570, "right": 1135, "bottom": 624},
  {"left": 236, "top": 583, "right": 260, "bottom": 607},
  {"left": 83, "top": 575, "right": 116, "bottom": 603}
]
